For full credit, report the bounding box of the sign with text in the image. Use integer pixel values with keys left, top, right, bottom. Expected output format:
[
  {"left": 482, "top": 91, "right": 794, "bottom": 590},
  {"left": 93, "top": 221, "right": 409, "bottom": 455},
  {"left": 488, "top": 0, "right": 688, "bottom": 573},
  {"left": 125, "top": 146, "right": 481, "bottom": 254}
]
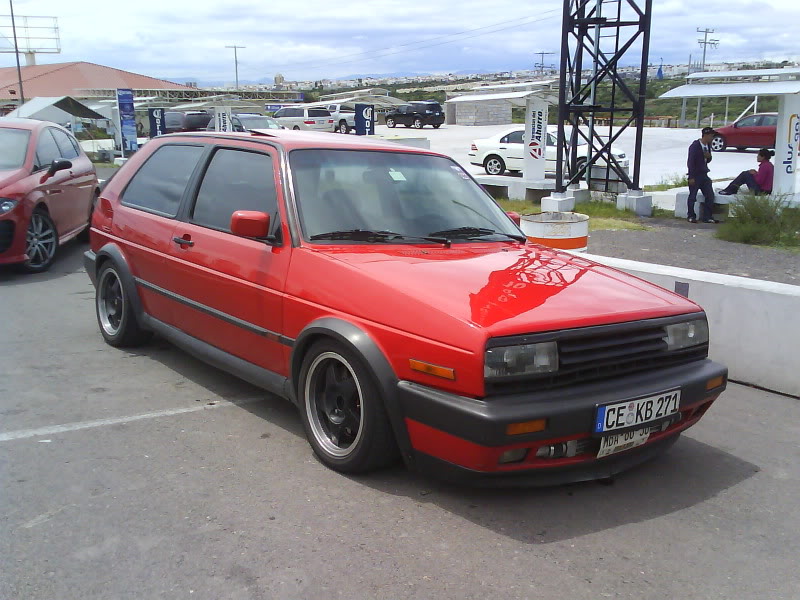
[
  {"left": 116, "top": 88, "right": 138, "bottom": 157},
  {"left": 523, "top": 96, "right": 549, "bottom": 181},
  {"left": 355, "top": 103, "right": 375, "bottom": 136},
  {"left": 215, "top": 106, "right": 233, "bottom": 132},
  {"left": 774, "top": 94, "right": 800, "bottom": 204},
  {"left": 148, "top": 108, "right": 166, "bottom": 138}
]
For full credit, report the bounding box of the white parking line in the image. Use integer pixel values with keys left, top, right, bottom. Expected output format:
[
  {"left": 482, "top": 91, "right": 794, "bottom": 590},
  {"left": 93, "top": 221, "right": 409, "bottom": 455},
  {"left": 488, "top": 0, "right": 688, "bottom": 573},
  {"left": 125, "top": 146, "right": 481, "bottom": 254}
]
[{"left": 0, "top": 398, "right": 264, "bottom": 442}]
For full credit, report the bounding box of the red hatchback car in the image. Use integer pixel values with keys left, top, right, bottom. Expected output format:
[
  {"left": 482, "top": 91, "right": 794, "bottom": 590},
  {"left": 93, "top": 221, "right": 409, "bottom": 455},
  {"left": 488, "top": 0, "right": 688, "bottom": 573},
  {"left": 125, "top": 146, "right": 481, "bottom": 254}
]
[
  {"left": 0, "top": 118, "right": 99, "bottom": 272},
  {"left": 710, "top": 112, "right": 778, "bottom": 152},
  {"left": 84, "top": 129, "right": 727, "bottom": 485}
]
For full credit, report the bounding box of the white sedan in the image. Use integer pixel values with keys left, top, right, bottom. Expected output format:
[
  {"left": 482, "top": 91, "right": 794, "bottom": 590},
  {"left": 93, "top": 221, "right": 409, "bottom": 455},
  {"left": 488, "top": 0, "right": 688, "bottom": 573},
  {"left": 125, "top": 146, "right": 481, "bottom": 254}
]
[{"left": 468, "top": 126, "right": 627, "bottom": 176}]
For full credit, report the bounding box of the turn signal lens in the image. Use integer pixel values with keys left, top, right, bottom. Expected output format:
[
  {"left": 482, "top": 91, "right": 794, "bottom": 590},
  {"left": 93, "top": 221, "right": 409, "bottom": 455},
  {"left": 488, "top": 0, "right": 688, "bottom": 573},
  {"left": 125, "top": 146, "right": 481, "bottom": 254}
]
[
  {"left": 409, "top": 359, "right": 455, "bottom": 380},
  {"left": 506, "top": 419, "right": 547, "bottom": 436},
  {"left": 706, "top": 376, "right": 724, "bottom": 390}
]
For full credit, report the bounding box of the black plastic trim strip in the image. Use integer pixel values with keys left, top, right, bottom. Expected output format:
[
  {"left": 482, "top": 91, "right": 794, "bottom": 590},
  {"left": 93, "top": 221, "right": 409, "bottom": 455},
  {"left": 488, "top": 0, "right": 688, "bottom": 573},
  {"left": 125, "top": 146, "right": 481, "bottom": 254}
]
[{"left": 134, "top": 277, "right": 294, "bottom": 347}]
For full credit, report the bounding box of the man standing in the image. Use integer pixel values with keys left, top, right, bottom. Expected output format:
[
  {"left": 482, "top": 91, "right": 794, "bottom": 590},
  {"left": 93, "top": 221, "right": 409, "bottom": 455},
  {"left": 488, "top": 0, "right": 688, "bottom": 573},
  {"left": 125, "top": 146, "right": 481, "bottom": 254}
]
[{"left": 686, "top": 127, "right": 720, "bottom": 224}]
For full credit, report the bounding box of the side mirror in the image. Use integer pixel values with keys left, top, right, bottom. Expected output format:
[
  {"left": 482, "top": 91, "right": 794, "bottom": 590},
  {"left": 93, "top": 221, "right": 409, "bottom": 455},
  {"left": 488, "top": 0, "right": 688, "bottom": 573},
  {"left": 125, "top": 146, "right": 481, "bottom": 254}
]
[
  {"left": 48, "top": 159, "right": 72, "bottom": 176},
  {"left": 230, "top": 210, "right": 270, "bottom": 239},
  {"left": 506, "top": 211, "right": 521, "bottom": 226}
]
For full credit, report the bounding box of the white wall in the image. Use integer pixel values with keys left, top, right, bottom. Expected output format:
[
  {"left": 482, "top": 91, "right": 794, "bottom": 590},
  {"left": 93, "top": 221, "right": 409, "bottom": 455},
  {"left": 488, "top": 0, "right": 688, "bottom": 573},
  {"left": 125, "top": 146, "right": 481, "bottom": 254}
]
[{"left": 578, "top": 253, "right": 800, "bottom": 397}]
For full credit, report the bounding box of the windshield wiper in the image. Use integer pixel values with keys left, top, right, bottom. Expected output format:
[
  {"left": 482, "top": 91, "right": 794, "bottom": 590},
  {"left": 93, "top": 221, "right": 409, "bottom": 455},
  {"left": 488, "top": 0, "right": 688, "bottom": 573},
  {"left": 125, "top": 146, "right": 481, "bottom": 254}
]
[
  {"left": 309, "top": 229, "right": 450, "bottom": 246},
  {"left": 427, "top": 226, "right": 527, "bottom": 243}
]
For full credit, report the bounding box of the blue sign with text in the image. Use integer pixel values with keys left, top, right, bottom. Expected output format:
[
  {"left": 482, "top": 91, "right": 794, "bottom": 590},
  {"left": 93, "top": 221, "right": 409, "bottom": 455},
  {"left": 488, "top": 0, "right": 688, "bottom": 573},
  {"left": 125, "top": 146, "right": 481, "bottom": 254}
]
[
  {"left": 116, "top": 88, "right": 138, "bottom": 155},
  {"left": 354, "top": 103, "right": 375, "bottom": 136},
  {"left": 148, "top": 108, "right": 166, "bottom": 138}
]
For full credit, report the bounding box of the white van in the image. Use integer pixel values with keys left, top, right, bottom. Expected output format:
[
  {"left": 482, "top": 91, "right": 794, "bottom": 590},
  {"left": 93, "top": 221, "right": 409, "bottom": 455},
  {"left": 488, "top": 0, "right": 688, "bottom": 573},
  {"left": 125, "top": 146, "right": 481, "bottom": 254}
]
[{"left": 272, "top": 107, "right": 334, "bottom": 131}]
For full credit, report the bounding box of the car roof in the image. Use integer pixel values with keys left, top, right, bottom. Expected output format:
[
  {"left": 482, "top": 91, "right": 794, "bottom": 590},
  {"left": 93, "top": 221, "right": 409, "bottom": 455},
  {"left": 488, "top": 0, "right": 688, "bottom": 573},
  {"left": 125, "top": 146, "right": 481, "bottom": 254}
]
[
  {"left": 166, "top": 129, "right": 449, "bottom": 155},
  {"left": 0, "top": 117, "right": 48, "bottom": 131}
]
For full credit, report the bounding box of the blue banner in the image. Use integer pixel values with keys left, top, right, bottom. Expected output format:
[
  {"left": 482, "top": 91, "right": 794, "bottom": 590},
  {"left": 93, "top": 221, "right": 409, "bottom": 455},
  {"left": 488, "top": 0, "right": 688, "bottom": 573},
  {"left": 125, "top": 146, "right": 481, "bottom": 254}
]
[
  {"left": 148, "top": 108, "right": 166, "bottom": 137},
  {"left": 116, "top": 88, "right": 138, "bottom": 155},
  {"left": 354, "top": 103, "right": 375, "bottom": 136}
]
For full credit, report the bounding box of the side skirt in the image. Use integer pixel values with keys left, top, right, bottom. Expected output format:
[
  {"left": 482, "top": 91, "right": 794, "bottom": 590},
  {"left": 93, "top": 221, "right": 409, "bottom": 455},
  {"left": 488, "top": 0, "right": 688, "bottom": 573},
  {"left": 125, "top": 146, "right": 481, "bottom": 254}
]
[{"left": 141, "top": 314, "right": 293, "bottom": 403}]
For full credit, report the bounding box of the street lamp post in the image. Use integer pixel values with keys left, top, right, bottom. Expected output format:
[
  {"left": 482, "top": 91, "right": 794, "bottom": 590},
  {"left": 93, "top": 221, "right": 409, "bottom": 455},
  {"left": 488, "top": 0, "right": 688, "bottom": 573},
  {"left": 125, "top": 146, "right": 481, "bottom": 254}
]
[
  {"left": 225, "top": 45, "right": 246, "bottom": 90},
  {"left": 9, "top": 0, "right": 25, "bottom": 104}
]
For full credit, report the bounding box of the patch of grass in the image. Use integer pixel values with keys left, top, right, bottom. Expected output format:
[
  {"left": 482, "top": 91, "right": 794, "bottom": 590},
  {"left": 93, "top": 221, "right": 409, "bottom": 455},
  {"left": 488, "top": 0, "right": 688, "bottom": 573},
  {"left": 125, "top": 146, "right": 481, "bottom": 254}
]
[
  {"left": 91, "top": 161, "right": 120, "bottom": 169},
  {"left": 589, "top": 218, "right": 649, "bottom": 231},
  {"left": 716, "top": 193, "right": 800, "bottom": 248},
  {"left": 495, "top": 198, "right": 539, "bottom": 215},
  {"left": 644, "top": 173, "right": 689, "bottom": 192}
]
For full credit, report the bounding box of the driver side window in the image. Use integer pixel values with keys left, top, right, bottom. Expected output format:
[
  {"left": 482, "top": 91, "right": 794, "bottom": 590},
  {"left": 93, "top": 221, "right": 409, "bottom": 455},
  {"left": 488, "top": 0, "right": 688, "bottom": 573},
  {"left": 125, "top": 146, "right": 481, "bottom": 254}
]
[{"left": 35, "top": 129, "right": 61, "bottom": 171}]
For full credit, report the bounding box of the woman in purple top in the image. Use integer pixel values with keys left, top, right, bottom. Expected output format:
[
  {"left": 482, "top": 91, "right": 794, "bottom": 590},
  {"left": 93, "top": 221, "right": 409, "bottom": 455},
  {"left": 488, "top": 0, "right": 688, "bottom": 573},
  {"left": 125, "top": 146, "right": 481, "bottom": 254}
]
[{"left": 718, "top": 148, "right": 774, "bottom": 196}]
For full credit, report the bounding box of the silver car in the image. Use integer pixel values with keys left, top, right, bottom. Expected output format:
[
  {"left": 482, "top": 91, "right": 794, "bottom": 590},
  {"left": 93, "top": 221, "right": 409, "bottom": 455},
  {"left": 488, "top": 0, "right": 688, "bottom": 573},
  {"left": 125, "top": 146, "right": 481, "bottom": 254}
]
[{"left": 272, "top": 107, "right": 333, "bottom": 131}]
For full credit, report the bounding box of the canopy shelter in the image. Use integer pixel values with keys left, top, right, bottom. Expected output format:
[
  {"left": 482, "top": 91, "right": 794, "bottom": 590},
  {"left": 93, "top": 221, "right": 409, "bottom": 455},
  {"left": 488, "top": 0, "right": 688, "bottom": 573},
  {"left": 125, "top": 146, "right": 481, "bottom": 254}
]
[
  {"left": 6, "top": 95, "right": 106, "bottom": 121},
  {"left": 660, "top": 68, "right": 800, "bottom": 202},
  {"left": 302, "top": 93, "right": 408, "bottom": 110},
  {"left": 444, "top": 86, "right": 558, "bottom": 126}
]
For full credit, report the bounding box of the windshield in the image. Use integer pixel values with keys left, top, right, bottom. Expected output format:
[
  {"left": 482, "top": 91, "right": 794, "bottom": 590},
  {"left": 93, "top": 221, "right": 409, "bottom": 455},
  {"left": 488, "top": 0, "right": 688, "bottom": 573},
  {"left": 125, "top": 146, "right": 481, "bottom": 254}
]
[
  {"left": 238, "top": 116, "right": 282, "bottom": 130},
  {"left": 0, "top": 128, "right": 31, "bottom": 170},
  {"left": 289, "top": 149, "right": 522, "bottom": 243}
]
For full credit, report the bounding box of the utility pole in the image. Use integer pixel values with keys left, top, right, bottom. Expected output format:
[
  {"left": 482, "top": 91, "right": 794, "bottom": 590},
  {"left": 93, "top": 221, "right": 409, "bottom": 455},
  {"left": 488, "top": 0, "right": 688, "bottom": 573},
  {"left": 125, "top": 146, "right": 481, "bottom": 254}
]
[
  {"left": 225, "top": 45, "right": 246, "bottom": 90},
  {"left": 9, "top": 0, "right": 25, "bottom": 104},
  {"left": 695, "top": 28, "right": 718, "bottom": 126},
  {"left": 534, "top": 51, "right": 555, "bottom": 76}
]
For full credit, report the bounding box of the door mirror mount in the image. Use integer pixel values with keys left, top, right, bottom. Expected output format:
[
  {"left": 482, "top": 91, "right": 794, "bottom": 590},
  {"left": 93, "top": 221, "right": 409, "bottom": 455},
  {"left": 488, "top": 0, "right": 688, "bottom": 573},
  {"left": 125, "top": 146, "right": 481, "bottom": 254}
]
[{"left": 40, "top": 158, "right": 72, "bottom": 182}]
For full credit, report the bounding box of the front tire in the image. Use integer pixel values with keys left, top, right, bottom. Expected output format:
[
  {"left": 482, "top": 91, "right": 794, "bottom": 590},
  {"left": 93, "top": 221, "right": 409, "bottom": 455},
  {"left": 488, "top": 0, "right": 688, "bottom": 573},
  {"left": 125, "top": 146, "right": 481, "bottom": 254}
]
[
  {"left": 484, "top": 155, "right": 506, "bottom": 176},
  {"left": 95, "top": 262, "right": 152, "bottom": 347},
  {"left": 20, "top": 209, "right": 58, "bottom": 273},
  {"left": 433, "top": 124, "right": 441, "bottom": 129},
  {"left": 413, "top": 118, "right": 423, "bottom": 129},
  {"left": 386, "top": 117, "right": 395, "bottom": 128},
  {"left": 710, "top": 135, "right": 727, "bottom": 152},
  {"left": 298, "top": 340, "right": 398, "bottom": 473}
]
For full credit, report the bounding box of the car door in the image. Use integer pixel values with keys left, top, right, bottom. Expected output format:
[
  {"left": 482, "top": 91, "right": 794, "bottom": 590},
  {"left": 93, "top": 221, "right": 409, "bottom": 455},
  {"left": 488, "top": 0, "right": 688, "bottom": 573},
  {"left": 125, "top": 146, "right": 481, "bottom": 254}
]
[
  {"left": 165, "top": 144, "right": 291, "bottom": 375},
  {"left": 32, "top": 128, "right": 77, "bottom": 237},
  {"left": 49, "top": 127, "right": 96, "bottom": 235},
  {"left": 757, "top": 114, "right": 778, "bottom": 148},
  {"left": 731, "top": 115, "right": 762, "bottom": 148},
  {"left": 112, "top": 143, "right": 207, "bottom": 326},
  {"left": 503, "top": 130, "right": 525, "bottom": 171}
]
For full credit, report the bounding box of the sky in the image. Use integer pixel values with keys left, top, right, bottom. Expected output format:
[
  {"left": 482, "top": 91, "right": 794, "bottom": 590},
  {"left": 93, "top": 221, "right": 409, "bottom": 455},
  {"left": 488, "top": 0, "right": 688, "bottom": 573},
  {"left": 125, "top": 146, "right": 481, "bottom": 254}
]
[{"left": 0, "top": 0, "right": 798, "bottom": 85}]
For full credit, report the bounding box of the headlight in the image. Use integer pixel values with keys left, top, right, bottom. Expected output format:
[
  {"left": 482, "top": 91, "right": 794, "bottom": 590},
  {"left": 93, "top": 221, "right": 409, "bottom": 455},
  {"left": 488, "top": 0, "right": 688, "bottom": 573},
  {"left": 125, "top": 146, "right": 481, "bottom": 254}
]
[
  {"left": 485, "top": 342, "right": 558, "bottom": 378},
  {"left": 617, "top": 153, "right": 626, "bottom": 159},
  {"left": 0, "top": 199, "right": 18, "bottom": 215},
  {"left": 664, "top": 318, "right": 709, "bottom": 351}
]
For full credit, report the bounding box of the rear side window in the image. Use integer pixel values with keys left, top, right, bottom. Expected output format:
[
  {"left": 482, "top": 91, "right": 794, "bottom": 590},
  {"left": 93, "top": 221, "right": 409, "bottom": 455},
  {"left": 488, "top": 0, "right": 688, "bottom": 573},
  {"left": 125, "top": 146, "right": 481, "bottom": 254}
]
[
  {"left": 191, "top": 149, "right": 277, "bottom": 232},
  {"left": 50, "top": 128, "right": 80, "bottom": 159},
  {"left": 122, "top": 145, "right": 204, "bottom": 217},
  {"left": 761, "top": 115, "right": 777, "bottom": 127},
  {"left": 35, "top": 129, "right": 61, "bottom": 170}
]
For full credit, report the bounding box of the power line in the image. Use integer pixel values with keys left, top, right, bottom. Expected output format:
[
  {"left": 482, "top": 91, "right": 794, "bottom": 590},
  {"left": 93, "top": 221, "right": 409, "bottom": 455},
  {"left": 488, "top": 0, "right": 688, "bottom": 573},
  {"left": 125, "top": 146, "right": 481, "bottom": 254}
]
[
  {"left": 534, "top": 50, "right": 555, "bottom": 75},
  {"left": 225, "top": 44, "right": 246, "bottom": 90}
]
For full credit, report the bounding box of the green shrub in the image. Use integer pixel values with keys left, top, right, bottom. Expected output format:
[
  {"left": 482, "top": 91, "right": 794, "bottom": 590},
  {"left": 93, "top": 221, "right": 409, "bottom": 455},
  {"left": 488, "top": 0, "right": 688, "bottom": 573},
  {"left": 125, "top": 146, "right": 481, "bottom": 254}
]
[{"left": 717, "top": 193, "right": 800, "bottom": 248}]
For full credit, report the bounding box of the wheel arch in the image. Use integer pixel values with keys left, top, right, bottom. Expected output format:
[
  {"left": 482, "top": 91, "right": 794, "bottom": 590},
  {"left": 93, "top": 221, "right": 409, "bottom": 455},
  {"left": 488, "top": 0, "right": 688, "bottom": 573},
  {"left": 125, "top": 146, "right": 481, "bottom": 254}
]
[
  {"left": 94, "top": 243, "right": 146, "bottom": 323},
  {"left": 290, "top": 318, "right": 415, "bottom": 464}
]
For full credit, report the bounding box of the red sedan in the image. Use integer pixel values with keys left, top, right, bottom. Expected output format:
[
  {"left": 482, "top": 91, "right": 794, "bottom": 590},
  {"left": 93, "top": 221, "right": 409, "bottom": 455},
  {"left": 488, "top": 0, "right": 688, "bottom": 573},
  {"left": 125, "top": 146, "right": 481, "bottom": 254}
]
[
  {"left": 0, "top": 118, "right": 98, "bottom": 273},
  {"left": 84, "top": 129, "right": 726, "bottom": 485},
  {"left": 710, "top": 112, "right": 777, "bottom": 152}
]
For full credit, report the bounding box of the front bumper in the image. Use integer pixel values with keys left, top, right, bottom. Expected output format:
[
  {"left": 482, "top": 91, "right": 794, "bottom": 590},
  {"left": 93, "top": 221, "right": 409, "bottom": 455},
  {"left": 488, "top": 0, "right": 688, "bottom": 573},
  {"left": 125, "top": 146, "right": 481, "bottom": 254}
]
[
  {"left": 0, "top": 210, "right": 27, "bottom": 265},
  {"left": 398, "top": 359, "right": 726, "bottom": 485}
]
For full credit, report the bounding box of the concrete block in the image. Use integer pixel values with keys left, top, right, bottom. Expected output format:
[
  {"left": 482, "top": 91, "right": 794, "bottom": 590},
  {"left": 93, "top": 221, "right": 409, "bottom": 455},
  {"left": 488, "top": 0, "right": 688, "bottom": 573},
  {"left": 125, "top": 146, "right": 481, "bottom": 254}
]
[
  {"left": 674, "top": 190, "right": 726, "bottom": 218},
  {"left": 568, "top": 184, "right": 591, "bottom": 204},
  {"left": 627, "top": 190, "right": 653, "bottom": 217},
  {"left": 542, "top": 191, "right": 576, "bottom": 212}
]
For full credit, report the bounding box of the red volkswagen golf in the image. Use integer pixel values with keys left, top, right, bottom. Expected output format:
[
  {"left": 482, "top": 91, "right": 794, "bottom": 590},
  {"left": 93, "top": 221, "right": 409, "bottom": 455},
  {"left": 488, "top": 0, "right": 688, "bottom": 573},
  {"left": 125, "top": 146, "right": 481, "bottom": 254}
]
[
  {"left": 84, "top": 129, "right": 727, "bottom": 485},
  {"left": 0, "top": 118, "right": 98, "bottom": 273}
]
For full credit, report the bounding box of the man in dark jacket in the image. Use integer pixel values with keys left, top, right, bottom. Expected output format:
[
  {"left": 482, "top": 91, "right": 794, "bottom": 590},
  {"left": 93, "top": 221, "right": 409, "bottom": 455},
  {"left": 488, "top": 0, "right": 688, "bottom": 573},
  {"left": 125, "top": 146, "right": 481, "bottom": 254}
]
[{"left": 686, "top": 127, "right": 720, "bottom": 223}]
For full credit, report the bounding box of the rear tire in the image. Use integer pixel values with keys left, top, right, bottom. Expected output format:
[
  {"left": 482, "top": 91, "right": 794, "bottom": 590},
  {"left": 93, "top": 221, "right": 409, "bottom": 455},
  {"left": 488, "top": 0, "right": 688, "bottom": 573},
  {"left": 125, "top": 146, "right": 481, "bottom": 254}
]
[
  {"left": 292, "top": 126, "right": 300, "bottom": 131},
  {"left": 433, "top": 124, "right": 441, "bottom": 129},
  {"left": 298, "top": 340, "right": 398, "bottom": 473},
  {"left": 710, "top": 135, "right": 727, "bottom": 152},
  {"left": 386, "top": 117, "right": 395, "bottom": 128},
  {"left": 484, "top": 155, "right": 506, "bottom": 176},
  {"left": 95, "top": 262, "right": 152, "bottom": 347},
  {"left": 338, "top": 121, "right": 350, "bottom": 134},
  {"left": 413, "top": 118, "right": 423, "bottom": 129}
]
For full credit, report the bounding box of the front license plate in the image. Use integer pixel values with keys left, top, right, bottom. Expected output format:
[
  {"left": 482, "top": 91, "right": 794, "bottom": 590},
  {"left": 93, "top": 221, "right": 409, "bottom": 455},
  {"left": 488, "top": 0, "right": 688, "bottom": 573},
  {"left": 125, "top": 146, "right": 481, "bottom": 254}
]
[
  {"left": 594, "top": 390, "right": 681, "bottom": 433},
  {"left": 597, "top": 427, "right": 650, "bottom": 458}
]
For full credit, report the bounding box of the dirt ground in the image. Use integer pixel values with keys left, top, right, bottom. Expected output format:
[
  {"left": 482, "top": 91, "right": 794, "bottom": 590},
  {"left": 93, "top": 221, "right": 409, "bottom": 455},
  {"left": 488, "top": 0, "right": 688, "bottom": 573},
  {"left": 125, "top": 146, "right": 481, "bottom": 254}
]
[{"left": 586, "top": 217, "right": 799, "bottom": 286}]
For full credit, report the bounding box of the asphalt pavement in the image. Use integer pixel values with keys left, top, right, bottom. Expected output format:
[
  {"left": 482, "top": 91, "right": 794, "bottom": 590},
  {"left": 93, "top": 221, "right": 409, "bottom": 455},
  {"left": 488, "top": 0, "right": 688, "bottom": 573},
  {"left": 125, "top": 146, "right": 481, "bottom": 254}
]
[{"left": 1, "top": 240, "right": 799, "bottom": 600}]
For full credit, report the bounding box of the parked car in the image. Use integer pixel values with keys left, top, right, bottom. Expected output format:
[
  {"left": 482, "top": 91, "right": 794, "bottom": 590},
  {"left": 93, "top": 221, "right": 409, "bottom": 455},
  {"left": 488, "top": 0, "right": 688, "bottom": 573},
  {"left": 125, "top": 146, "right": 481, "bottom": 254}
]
[
  {"left": 469, "top": 126, "right": 628, "bottom": 176},
  {"left": 710, "top": 112, "right": 777, "bottom": 152},
  {"left": 325, "top": 104, "right": 357, "bottom": 134},
  {"left": 84, "top": 128, "right": 726, "bottom": 484},
  {"left": 164, "top": 111, "right": 213, "bottom": 134},
  {"left": 272, "top": 106, "right": 334, "bottom": 131},
  {"left": 0, "top": 118, "right": 99, "bottom": 273},
  {"left": 206, "top": 114, "right": 283, "bottom": 132},
  {"left": 385, "top": 101, "right": 445, "bottom": 129}
]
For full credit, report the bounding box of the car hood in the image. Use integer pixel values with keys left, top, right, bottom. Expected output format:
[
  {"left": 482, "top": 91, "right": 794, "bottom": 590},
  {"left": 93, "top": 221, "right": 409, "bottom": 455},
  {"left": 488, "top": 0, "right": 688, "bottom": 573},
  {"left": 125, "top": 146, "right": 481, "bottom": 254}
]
[
  {"left": 0, "top": 168, "right": 26, "bottom": 189},
  {"left": 292, "top": 243, "right": 700, "bottom": 346}
]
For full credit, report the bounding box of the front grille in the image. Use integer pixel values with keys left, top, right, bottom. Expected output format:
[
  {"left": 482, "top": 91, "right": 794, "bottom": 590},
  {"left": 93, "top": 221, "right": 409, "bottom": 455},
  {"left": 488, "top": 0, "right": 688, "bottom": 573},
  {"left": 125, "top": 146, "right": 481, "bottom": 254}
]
[
  {"left": 485, "top": 315, "right": 708, "bottom": 395},
  {"left": 0, "top": 221, "right": 14, "bottom": 253}
]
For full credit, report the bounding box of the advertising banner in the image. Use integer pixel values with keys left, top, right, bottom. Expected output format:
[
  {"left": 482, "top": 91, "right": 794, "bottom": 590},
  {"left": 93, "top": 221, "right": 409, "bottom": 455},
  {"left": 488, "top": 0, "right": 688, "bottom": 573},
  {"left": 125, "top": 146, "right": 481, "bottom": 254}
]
[
  {"left": 116, "top": 88, "right": 138, "bottom": 157},
  {"left": 148, "top": 108, "right": 166, "bottom": 138},
  {"left": 265, "top": 104, "right": 283, "bottom": 112},
  {"left": 523, "top": 97, "right": 549, "bottom": 181},
  {"left": 215, "top": 106, "right": 234, "bottom": 132},
  {"left": 774, "top": 94, "right": 800, "bottom": 204},
  {"left": 354, "top": 103, "right": 375, "bottom": 136}
]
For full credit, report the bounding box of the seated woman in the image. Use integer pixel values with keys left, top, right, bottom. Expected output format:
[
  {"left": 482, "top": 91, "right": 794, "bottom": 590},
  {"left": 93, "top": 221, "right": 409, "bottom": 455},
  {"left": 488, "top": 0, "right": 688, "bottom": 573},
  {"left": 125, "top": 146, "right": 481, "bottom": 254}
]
[{"left": 718, "top": 148, "right": 774, "bottom": 196}]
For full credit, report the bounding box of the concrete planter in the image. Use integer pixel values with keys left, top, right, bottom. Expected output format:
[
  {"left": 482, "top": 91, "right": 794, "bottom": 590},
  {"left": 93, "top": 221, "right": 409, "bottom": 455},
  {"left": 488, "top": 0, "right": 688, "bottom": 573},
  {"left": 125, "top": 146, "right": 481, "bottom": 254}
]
[{"left": 520, "top": 212, "right": 589, "bottom": 252}]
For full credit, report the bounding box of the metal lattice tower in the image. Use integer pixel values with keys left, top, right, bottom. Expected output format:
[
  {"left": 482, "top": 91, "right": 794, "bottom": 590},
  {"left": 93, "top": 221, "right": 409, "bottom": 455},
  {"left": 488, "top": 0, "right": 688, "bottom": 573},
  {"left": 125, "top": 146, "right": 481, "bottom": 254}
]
[{"left": 555, "top": 0, "right": 653, "bottom": 192}]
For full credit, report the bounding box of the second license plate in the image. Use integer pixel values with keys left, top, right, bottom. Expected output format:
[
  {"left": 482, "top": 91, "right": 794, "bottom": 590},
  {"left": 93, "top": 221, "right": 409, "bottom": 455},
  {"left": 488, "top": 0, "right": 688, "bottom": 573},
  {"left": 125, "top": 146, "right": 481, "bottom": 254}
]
[{"left": 597, "top": 427, "right": 651, "bottom": 458}]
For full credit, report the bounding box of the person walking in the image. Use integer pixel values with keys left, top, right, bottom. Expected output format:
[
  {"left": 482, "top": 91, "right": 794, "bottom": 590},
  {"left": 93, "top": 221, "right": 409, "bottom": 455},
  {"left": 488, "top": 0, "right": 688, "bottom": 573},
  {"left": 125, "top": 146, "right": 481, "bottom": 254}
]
[
  {"left": 686, "top": 127, "right": 719, "bottom": 224},
  {"left": 717, "top": 148, "right": 774, "bottom": 196}
]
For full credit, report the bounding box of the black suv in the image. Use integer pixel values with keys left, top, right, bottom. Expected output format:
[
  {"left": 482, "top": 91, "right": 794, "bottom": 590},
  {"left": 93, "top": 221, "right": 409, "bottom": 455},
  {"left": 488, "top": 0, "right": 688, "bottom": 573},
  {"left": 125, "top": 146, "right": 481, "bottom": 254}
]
[
  {"left": 164, "top": 111, "right": 213, "bottom": 134},
  {"left": 384, "top": 101, "right": 445, "bottom": 129}
]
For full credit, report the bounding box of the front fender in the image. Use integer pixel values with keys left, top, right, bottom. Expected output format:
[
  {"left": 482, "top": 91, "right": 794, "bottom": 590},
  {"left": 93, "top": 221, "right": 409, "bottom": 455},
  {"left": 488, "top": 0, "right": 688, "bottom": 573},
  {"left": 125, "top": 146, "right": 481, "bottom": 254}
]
[{"left": 291, "top": 318, "right": 414, "bottom": 465}]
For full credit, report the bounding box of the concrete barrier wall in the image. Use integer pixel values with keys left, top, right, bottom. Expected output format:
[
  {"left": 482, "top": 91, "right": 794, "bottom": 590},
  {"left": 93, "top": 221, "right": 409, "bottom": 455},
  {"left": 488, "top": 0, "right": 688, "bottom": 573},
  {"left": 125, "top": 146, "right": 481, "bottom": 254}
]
[{"left": 578, "top": 253, "right": 800, "bottom": 397}]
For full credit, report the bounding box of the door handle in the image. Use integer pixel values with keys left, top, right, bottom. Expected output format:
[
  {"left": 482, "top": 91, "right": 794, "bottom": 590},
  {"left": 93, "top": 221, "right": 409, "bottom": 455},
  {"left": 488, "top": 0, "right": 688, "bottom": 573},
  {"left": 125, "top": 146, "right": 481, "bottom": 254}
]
[{"left": 173, "top": 236, "right": 194, "bottom": 247}]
